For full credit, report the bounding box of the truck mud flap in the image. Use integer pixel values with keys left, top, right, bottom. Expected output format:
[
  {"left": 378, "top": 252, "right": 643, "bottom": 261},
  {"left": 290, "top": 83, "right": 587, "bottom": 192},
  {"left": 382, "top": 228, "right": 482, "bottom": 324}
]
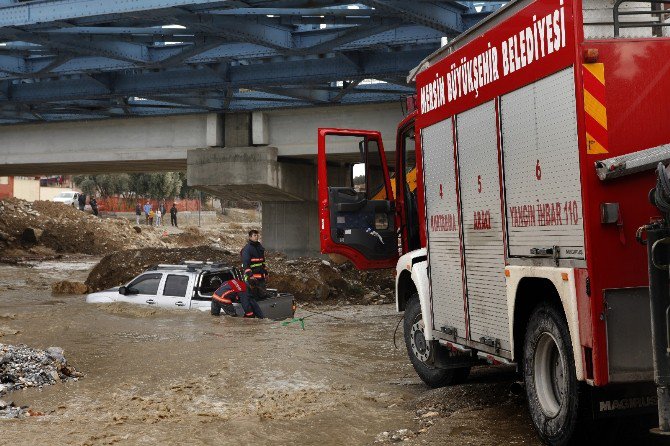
[{"left": 590, "top": 382, "right": 657, "bottom": 419}]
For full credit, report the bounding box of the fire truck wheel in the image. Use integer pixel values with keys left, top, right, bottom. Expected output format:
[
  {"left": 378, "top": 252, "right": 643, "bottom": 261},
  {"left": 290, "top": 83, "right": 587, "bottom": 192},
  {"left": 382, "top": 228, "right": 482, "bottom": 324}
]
[
  {"left": 523, "top": 303, "right": 581, "bottom": 446},
  {"left": 404, "top": 296, "right": 465, "bottom": 388}
]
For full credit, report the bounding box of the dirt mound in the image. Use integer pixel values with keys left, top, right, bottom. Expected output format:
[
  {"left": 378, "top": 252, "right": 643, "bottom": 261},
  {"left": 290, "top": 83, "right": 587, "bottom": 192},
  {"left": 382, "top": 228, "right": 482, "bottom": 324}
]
[
  {"left": 86, "top": 246, "right": 237, "bottom": 291},
  {"left": 85, "top": 246, "right": 394, "bottom": 304},
  {"left": 0, "top": 198, "right": 167, "bottom": 258},
  {"left": 271, "top": 255, "right": 394, "bottom": 302},
  {"left": 51, "top": 280, "right": 89, "bottom": 295},
  {"left": 0, "top": 199, "right": 244, "bottom": 263},
  {"left": 172, "top": 226, "right": 209, "bottom": 246}
]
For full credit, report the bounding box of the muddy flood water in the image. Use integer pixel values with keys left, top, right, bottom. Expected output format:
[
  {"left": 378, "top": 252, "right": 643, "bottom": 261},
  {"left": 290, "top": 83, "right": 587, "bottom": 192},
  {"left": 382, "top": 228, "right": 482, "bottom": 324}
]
[{"left": 0, "top": 258, "right": 659, "bottom": 445}]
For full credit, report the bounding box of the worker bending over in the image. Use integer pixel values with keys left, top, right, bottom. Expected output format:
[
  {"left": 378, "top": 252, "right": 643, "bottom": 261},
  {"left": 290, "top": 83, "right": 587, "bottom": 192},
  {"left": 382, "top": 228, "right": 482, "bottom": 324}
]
[{"left": 211, "top": 277, "right": 264, "bottom": 318}]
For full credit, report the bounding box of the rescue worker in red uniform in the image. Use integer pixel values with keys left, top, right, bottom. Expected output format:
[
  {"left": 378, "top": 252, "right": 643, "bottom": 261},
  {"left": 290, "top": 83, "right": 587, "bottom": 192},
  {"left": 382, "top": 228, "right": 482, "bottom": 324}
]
[
  {"left": 211, "top": 277, "right": 264, "bottom": 318},
  {"left": 241, "top": 229, "right": 268, "bottom": 286}
]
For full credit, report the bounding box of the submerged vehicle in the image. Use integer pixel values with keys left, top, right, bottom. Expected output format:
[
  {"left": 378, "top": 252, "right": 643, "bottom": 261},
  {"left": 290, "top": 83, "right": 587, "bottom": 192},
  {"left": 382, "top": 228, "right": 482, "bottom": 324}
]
[{"left": 86, "top": 262, "right": 296, "bottom": 320}]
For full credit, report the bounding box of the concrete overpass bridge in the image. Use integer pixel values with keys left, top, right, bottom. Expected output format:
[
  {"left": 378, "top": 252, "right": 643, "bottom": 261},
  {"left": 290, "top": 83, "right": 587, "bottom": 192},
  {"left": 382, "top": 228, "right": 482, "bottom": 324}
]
[
  {"left": 0, "top": 0, "right": 504, "bottom": 255},
  {"left": 0, "top": 104, "right": 405, "bottom": 255}
]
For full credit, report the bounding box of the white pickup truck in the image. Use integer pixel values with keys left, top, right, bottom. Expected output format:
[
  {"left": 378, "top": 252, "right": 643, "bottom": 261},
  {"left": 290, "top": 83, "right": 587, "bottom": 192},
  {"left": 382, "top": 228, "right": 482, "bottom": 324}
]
[{"left": 86, "top": 262, "right": 295, "bottom": 320}]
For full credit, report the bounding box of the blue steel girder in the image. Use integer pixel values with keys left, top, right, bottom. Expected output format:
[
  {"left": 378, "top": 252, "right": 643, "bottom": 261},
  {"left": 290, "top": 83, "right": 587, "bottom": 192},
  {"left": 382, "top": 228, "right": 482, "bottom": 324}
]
[
  {"left": 359, "top": 1, "right": 468, "bottom": 36},
  {"left": 5, "top": 47, "right": 429, "bottom": 102},
  {"left": 0, "top": 25, "right": 445, "bottom": 79},
  {"left": 0, "top": 0, "right": 501, "bottom": 123}
]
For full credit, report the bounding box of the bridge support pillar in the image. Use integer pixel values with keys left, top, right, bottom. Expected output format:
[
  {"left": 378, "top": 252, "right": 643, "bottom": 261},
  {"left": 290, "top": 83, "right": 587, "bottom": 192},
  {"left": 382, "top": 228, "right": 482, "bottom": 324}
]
[
  {"left": 187, "top": 145, "right": 321, "bottom": 256},
  {"left": 261, "top": 201, "right": 319, "bottom": 257}
]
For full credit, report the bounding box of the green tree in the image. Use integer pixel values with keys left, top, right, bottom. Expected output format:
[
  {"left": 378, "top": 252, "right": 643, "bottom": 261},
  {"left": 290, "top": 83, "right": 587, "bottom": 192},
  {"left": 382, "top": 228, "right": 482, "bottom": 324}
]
[
  {"left": 75, "top": 172, "right": 182, "bottom": 199},
  {"left": 78, "top": 178, "right": 97, "bottom": 196}
]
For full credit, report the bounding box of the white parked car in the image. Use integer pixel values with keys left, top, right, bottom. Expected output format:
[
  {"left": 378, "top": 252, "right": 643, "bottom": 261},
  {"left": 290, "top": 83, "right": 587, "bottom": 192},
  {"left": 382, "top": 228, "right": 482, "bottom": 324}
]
[
  {"left": 86, "top": 262, "right": 295, "bottom": 319},
  {"left": 52, "top": 191, "right": 80, "bottom": 207}
]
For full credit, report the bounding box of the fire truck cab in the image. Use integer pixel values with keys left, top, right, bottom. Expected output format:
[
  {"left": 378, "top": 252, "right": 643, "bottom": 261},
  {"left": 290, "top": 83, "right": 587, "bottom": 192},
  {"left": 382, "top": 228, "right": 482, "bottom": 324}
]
[{"left": 317, "top": 0, "right": 670, "bottom": 444}]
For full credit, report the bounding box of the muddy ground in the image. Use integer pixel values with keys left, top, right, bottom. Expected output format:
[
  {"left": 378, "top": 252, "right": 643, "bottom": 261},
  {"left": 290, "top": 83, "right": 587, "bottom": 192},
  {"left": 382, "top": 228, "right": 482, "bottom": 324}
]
[{"left": 0, "top": 259, "right": 661, "bottom": 445}]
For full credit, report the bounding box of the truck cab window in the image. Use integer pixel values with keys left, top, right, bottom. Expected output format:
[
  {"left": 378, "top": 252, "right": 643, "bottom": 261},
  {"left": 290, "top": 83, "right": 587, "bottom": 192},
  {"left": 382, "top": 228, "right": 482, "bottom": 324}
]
[
  {"left": 163, "top": 274, "right": 189, "bottom": 298},
  {"left": 128, "top": 273, "right": 162, "bottom": 295},
  {"left": 352, "top": 162, "right": 366, "bottom": 193},
  {"left": 367, "top": 139, "right": 387, "bottom": 200}
]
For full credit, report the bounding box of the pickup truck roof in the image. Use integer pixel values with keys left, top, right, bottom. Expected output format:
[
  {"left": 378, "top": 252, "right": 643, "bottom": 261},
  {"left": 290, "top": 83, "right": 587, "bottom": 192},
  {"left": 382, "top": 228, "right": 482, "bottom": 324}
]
[{"left": 147, "top": 261, "right": 237, "bottom": 273}]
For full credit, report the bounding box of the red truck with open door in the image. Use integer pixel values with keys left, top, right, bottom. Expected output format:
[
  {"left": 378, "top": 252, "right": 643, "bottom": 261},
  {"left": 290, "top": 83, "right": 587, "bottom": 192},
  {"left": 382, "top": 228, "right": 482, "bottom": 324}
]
[{"left": 318, "top": 0, "right": 670, "bottom": 444}]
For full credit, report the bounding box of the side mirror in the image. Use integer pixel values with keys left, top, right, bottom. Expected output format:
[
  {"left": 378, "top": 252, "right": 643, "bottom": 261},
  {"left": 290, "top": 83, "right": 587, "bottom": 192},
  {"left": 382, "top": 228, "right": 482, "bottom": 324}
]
[{"left": 119, "top": 286, "right": 127, "bottom": 295}]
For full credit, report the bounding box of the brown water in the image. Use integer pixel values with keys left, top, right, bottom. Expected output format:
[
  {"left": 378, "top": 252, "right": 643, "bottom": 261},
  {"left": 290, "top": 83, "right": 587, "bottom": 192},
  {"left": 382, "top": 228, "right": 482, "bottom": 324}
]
[
  {"left": 0, "top": 259, "right": 653, "bottom": 445},
  {"left": 0, "top": 258, "right": 428, "bottom": 445}
]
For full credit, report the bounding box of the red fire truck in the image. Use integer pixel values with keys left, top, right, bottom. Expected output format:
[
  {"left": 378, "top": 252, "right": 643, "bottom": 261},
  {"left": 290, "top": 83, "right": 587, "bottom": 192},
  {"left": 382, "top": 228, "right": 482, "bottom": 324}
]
[{"left": 317, "top": 0, "right": 670, "bottom": 444}]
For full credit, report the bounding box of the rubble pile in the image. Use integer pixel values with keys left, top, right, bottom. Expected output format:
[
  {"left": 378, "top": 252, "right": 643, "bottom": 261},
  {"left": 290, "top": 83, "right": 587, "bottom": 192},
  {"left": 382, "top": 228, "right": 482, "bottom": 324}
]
[
  {"left": 85, "top": 246, "right": 239, "bottom": 292},
  {"left": 270, "top": 256, "right": 394, "bottom": 302},
  {"left": 84, "top": 246, "right": 395, "bottom": 304},
  {"left": 51, "top": 280, "right": 90, "bottom": 295},
  {"left": 0, "top": 344, "right": 82, "bottom": 419},
  {"left": 0, "top": 198, "right": 166, "bottom": 258}
]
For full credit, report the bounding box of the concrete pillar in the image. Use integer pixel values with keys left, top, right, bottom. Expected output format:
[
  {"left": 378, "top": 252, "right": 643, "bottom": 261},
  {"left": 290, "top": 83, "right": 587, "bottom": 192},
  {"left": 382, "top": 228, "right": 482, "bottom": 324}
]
[
  {"left": 262, "top": 201, "right": 319, "bottom": 257},
  {"left": 224, "top": 113, "right": 251, "bottom": 147},
  {"left": 252, "top": 112, "right": 269, "bottom": 146},
  {"left": 206, "top": 113, "right": 223, "bottom": 147}
]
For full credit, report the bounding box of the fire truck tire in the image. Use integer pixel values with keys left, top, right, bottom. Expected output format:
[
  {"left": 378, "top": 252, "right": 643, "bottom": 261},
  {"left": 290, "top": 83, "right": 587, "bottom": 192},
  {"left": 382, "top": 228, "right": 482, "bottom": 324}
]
[
  {"left": 523, "top": 303, "right": 582, "bottom": 446},
  {"left": 404, "top": 296, "right": 467, "bottom": 388}
]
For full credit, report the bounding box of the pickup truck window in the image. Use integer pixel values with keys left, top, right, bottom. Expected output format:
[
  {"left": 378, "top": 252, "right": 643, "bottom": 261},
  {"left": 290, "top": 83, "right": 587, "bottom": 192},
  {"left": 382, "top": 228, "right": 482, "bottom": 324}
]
[
  {"left": 128, "top": 273, "right": 162, "bottom": 295},
  {"left": 193, "top": 271, "right": 236, "bottom": 301},
  {"left": 163, "top": 274, "right": 189, "bottom": 297}
]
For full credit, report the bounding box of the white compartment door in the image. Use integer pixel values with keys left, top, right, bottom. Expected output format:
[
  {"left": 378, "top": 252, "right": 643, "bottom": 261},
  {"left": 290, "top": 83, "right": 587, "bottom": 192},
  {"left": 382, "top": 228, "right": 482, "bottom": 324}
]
[
  {"left": 501, "top": 68, "right": 585, "bottom": 260},
  {"left": 422, "top": 119, "right": 466, "bottom": 338},
  {"left": 456, "top": 101, "right": 509, "bottom": 351}
]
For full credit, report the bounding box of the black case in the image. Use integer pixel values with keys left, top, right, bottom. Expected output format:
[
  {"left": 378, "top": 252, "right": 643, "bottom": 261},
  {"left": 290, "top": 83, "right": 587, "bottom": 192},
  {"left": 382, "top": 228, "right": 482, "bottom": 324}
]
[{"left": 257, "top": 292, "right": 295, "bottom": 320}]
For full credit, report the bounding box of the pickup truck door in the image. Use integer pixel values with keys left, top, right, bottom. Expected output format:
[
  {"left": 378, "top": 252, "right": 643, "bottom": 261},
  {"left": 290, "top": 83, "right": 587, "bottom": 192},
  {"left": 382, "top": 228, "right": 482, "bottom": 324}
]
[
  {"left": 317, "top": 128, "right": 398, "bottom": 269},
  {"left": 120, "top": 273, "right": 163, "bottom": 306},
  {"left": 156, "top": 274, "right": 193, "bottom": 309}
]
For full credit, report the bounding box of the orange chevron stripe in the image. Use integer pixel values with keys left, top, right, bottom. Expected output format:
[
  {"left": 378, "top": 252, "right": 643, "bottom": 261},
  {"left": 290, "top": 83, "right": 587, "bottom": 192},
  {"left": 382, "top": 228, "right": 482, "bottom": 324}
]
[
  {"left": 583, "top": 68, "right": 606, "bottom": 105},
  {"left": 583, "top": 63, "right": 608, "bottom": 154},
  {"left": 585, "top": 133, "right": 609, "bottom": 155},
  {"left": 584, "top": 63, "right": 605, "bottom": 84},
  {"left": 584, "top": 91, "right": 608, "bottom": 130}
]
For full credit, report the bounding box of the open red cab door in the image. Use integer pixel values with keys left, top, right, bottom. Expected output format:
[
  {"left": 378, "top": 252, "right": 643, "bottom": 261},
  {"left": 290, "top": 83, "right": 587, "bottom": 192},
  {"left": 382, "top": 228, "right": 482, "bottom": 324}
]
[{"left": 317, "top": 128, "right": 399, "bottom": 270}]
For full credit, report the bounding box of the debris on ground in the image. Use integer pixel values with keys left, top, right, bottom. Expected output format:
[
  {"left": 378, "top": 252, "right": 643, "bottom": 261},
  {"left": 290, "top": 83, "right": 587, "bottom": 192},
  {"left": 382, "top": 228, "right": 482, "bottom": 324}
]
[
  {"left": 0, "top": 344, "right": 82, "bottom": 419},
  {"left": 51, "top": 280, "right": 89, "bottom": 295},
  {"left": 0, "top": 199, "right": 244, "bottom": 263},
  {"left": 374, "top": 366, "right": 538, "bottom": 445},
  {"left": 270, "top": 254, "right": 394, "bottom": 302},
  {"left": 0, "top": 400, "right": 31, "bottom": 419},
  {"left": 84, "top": 246, "right": 394, "bottom": 304},
  {"left": 0, "top": 198, "right": 166, "bottom": 258},
  {"left": 374, "top": 429, "right": 416, "bottom": 443}
]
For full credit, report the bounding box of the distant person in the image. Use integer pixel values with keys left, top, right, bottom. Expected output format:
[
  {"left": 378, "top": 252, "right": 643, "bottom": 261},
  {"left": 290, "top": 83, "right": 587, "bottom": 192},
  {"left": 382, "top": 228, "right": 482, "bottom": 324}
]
[
  {"left": 170, "top": 203, "right": 178, "bottom": 227},
  {"left": 143, "top": 201, "right": 151, "bottom": 224},
  {"left": 159, "top": 202, "right": 167, "bottom": 226},
  {"left": 135, "top": 202, "right": 142, "bottom": 225},
  {"left": 90, "top": 197, "right": 99, "bottom": 216},
  {"left": 155, "top": 207, "right": 162, "bottom": 226},
  {"left": 241, "top": 229, "right": 267, "bottom": 288},
  {"left": 148, "top": 209, "right": 155, "bottom": 226},
  {"left": 211, "top": 277, "right": 264, "bottom": 318},
  {"left": 78, "top": 193, "right": 86, "bottom": 211}
]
